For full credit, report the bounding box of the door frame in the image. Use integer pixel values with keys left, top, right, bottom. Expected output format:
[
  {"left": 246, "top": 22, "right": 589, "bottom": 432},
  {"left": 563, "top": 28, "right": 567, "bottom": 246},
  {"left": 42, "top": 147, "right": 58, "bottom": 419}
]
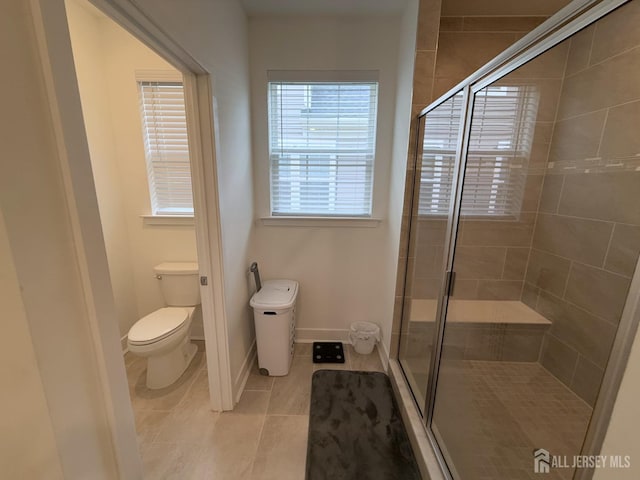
[{"left": 29, "top": 0, "right": 234, "bottom": 476}]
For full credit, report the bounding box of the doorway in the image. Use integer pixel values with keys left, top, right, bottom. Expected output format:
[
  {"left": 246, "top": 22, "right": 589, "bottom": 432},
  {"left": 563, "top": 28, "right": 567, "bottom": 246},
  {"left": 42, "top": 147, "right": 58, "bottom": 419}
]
[
  {"left": 66, "top": 0, "right": 211, "bottom": 446},
  {"left": 30, "top": 0, "right": 234, "bottom": 476}
]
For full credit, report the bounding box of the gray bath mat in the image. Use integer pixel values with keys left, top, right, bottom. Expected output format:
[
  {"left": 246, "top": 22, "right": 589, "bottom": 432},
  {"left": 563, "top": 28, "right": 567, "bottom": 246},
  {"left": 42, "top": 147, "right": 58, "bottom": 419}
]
[{"left": 306, "top": 370, "right": 421, "bottom": 480}]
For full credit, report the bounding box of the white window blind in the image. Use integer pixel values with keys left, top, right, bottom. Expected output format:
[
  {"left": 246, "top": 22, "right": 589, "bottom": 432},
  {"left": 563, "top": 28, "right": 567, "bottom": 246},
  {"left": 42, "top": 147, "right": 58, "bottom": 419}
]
[
  {"left": 268, "top": 81, "right": 379, "bottom": 216},
  {"left": 138, "top": 81, "right": 193, "bottom": 215},
  {"left": 419, "top": 86, "right": 539, "bottom": 217}
]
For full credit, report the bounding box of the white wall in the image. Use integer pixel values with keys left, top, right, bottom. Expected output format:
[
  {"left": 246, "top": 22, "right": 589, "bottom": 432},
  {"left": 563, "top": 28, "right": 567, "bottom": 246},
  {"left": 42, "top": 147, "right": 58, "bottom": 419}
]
[
  {"left": 66, "top": 1, "right": 204, "bottom": 340},
  {"left": 66, "top": 0, "right": 139, "bottom": 340},
  {"left": 0, "top": 211, "right": 64, "bottom": 480},
  {"left": 248, "top": 15, "right": 402, "bottom": 347},
  {"left": 0, "top": 0, "right": 122, "bottom": 475},
  {"left": 128, "top": 0, "right": 256, "bottom": 393}
]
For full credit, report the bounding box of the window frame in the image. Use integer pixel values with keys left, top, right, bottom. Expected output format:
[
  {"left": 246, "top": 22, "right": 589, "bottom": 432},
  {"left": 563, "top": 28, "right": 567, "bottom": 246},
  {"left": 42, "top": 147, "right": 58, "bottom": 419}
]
[
  {"left": 135, "top": 70, "right": 194, "bottom": 218},
  {"left": 265, "top": 70, "right": 381, "bottom": 219}
]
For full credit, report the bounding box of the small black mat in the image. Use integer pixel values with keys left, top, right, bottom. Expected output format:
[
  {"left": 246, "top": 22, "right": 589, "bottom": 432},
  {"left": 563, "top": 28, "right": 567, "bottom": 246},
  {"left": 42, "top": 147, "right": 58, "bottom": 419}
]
[
  {"left": 306, "top": 370, "right": 421, "bottom": 480},
  {"left": 312, "top": 342, "right": 345, "bottom": 363}
]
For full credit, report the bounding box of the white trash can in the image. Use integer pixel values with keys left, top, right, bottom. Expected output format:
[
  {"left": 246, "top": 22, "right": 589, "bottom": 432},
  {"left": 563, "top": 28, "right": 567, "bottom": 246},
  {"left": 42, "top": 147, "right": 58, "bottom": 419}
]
[
  {"left": 250, "top": 279, "right": 299, "bottom": 376},
  {"left": 349, "top": 321, "right": 380, "bottom": 355}
]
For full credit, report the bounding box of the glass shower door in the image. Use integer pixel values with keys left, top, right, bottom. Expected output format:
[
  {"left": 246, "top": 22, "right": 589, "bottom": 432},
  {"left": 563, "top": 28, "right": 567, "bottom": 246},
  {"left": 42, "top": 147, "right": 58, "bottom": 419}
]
[
  {"left": 430, "top": 74, "right": 551, "bottom": 479},
  {"left": 430, "top": 2, "right": 640, "bottom": 476},
  {"left": 398, "top": 92, "right": 464, "bottom": 413}
]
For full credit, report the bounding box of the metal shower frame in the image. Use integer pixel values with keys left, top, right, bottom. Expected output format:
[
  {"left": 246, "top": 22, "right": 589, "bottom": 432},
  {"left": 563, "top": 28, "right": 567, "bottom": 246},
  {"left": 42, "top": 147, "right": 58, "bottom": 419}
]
[{"left": 397, "top": 0, "right": 639, "bottom": 478}]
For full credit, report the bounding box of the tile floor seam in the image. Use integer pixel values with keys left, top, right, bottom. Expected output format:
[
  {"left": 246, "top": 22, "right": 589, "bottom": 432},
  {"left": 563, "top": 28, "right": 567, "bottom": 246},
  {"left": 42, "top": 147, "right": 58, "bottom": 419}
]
[
  {"left": 265, "top": 413, "right": 310, "bottom": 417},
  {"left": 175, "top": 370, "right": 206, "bottom": 409},
  {"left": 246, "top": 394, "right": 271, "bottom": 477}
]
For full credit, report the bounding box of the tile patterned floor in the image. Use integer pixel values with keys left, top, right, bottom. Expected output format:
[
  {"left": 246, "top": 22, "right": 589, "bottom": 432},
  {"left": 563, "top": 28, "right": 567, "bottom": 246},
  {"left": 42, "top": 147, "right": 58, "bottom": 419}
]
[
  {"left": 125, "top": 342, "right": 384, "bottom": 479},
  {"left": 432, "top": 360, "right": 593, "bottom": 480},
  {"left": 126, "top": 343, "right": 590, "bottom": 479}
]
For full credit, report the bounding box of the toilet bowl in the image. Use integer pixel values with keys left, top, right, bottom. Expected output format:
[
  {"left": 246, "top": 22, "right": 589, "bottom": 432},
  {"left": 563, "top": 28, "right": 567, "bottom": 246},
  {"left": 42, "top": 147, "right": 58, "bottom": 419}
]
[
  {"left": 128, "top": 307, "right": 197, "bottom": 389},
  {"left": 127, "top": 262, "right": 200, "bottom": 389}
]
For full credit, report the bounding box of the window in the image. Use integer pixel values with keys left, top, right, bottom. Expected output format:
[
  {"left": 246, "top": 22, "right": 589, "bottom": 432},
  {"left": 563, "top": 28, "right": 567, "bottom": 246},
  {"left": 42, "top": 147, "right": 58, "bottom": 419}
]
[
  {"left": 137, "top": 80, "right": 193, "bottom": 215},
  {"left": 268, "top": 80, "right": 379, "bottom": 217},
  {"left": 419, "top": 85, "right": 539, "bottom": 217}
]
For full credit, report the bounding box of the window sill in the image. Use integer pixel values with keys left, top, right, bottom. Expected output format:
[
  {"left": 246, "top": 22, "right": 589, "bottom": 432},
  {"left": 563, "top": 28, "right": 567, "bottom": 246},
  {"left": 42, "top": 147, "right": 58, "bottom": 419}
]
[
  {"left": 259, "top": 216, "right": 381, "bottom": 228},
  {"left": 141, "top": 215, "right": 195, "bottom": 226}
]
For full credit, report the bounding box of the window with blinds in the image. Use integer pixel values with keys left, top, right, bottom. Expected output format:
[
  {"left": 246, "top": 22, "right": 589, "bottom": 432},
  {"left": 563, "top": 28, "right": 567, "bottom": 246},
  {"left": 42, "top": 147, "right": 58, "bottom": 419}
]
[
  {"left": 419, "top": 85, "right": 539, "bottom": 217},
  {"left": 138, "top": 81, "right": 193, "bottom": 215},
  {"left": 268, "top": 81, "right": 379, "bottom": 216}
]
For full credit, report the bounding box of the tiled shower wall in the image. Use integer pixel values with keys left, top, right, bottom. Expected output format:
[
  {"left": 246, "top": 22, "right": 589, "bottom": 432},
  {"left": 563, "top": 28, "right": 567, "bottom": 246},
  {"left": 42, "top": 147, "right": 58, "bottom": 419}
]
[
  {"left": 522, "top": 2, "right": 640, "bottom": 406},
  {"left": 433, "top": 15, "right": 547, "bottom": 98}
]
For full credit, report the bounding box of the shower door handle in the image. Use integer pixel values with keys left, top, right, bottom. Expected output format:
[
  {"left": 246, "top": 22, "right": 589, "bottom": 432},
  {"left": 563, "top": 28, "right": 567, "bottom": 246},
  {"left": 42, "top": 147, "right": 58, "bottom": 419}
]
[{"left": 444, "top": 270, "right": 456, "bottom": 297}]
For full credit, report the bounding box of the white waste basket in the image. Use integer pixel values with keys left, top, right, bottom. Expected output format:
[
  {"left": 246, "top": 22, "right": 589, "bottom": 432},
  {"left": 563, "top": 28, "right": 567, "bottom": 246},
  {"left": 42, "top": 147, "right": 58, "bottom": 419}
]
[
  {"left": 250, "top": 279, "right": 299, "bottom": 376},
  {"left": 349, "top": 321, "right": 380, "bottom": 355}
]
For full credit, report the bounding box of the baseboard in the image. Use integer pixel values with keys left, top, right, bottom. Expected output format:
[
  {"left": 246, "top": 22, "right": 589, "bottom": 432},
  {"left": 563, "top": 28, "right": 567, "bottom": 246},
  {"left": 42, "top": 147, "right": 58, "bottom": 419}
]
[
  {"left": 233, "top": 340, "right": 257, "bottom": 404},
  {"left": 378, "top": 338, "right": 390, "bottom": 371},
  {"left": 190, "top": 335, "right": 206, "bottom": 341},
  {"left": 295, "top": 328, "right": 350, "bottom": 342}
]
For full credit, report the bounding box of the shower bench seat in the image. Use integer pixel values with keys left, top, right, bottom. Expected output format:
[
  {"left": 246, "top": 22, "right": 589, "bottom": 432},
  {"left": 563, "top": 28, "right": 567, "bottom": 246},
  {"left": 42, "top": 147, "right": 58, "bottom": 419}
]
[
  {"left": 406, "top": 299, "right": 551, "bottom": 362},
  {"left": 410, "top": 299, "right": 551, "bottom": 325}
]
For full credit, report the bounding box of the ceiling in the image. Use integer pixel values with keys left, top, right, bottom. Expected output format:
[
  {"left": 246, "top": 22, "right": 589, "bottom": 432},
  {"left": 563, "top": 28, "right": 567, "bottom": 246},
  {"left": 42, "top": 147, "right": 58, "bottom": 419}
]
[{"left": 240, "top": 0, "right": 408, "bottom": 16}]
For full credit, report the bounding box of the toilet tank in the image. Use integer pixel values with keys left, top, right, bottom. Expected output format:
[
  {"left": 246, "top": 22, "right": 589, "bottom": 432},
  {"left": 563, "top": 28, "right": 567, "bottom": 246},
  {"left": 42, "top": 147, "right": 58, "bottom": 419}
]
[{"left": 154, "top": 262, "right": 201, "bottom": 306}]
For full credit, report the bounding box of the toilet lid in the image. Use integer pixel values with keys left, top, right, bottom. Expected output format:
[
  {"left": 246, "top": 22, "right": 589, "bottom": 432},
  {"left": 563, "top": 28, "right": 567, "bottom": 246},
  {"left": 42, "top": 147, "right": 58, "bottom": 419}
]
[{"left": 128, "top": 307, "right": 189, "bottom": 345}]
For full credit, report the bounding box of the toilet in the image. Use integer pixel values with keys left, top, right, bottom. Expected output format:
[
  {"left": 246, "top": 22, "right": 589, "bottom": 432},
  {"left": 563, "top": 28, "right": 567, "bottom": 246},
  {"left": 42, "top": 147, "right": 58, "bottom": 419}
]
[{"left": 127, "top": 262, "right": 200, "bottom": 389}]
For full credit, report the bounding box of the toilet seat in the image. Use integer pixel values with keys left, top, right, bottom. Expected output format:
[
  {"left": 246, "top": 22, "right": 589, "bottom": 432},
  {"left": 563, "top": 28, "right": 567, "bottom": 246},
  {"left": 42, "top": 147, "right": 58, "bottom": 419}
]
[{"left": 128, "top": 307, "right": 190, "bottom": 346}]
